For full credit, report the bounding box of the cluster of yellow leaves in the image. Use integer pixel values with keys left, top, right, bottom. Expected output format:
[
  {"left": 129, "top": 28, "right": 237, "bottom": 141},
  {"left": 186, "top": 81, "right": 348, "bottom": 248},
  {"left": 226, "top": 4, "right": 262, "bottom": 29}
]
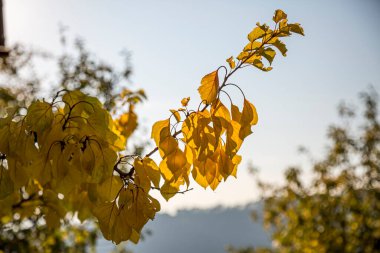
[
  {"left": 0, "top": 9, "right": 303, "bottom": 245},
  {"left": 0, "top": 90, "right": 149, "bottom": 241},
  {"left": 151, "top": 71, "right": 258, "bottom": 199},
  {"left": 114, "top": 88, "right": 146, "bottom": 144},
  {"left": 234, "top": 9, "right": 304, "bottom": 71},
  {"left": 148, "top": 9, "right": 303, "bottom": 201},
  {"left": 94, "top": 184, "right": 160, "bottom": 244}
]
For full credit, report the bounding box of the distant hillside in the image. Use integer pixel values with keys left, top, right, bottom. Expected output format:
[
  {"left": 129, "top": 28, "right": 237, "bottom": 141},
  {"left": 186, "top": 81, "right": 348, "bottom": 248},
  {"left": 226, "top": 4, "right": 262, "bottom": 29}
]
[{"left": 97, "top": 202, "right": 271, "bottom": 253}]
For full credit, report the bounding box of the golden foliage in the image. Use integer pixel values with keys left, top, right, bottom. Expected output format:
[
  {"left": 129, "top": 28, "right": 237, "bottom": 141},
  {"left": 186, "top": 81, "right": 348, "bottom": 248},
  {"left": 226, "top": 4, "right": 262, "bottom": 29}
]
[{"left": 0, "top": 9, "right": 303, "bottom": 244}]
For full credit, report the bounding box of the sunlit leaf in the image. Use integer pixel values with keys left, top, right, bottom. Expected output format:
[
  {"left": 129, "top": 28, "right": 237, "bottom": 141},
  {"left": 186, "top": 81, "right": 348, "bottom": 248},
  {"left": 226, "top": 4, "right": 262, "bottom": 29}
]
[
  {"left": 181, "top": 97, "right": 190, "bottom": 107},
  {"left": 226, "top": 56, "right": 236, "bottom": 69},
  {"left": 273, "top": 9, "right": 287, "bottom": 23},
  {"left": 170, "top": 109, "right": 181, "bottom": 123},
  {"left": 288, "top": 23, "right": 305, "bottom": 36},
  {"left": 262, "top": 48, "right": 276, "bottom": 65},
  {"left": 248, "top": 26, "right": 266, "bottom": 42},
  {"left": 271, "top": 39, "right": 287, "bottom": 56},
  {"left": 198, "top": 70, "right": 219, "bottom": 104}
]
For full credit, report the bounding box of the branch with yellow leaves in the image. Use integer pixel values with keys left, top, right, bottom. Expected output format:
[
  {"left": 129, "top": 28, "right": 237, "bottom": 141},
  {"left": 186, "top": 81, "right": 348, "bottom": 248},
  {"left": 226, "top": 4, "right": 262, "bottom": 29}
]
[{"left": 112, "top": 9, "right": 304, "bottom": 201}]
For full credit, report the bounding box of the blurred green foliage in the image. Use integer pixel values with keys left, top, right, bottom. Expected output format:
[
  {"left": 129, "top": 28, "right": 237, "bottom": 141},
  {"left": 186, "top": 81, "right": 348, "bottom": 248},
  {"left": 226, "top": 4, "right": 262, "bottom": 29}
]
[{"left": 229, "top": 89, "right": 380, "bottom": 253}]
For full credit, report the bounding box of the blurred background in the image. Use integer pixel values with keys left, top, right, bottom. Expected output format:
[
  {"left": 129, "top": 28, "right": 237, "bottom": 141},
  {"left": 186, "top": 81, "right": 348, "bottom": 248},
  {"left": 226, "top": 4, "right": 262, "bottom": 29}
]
[{"left": 1, "top": 0, "right": 379, "bottom": 252}]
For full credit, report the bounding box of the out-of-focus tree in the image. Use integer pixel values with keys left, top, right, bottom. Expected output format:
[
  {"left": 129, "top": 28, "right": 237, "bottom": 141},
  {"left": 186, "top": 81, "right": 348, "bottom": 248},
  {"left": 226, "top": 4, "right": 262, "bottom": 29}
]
[{"left": 228, "top": 88, "right": 380, "bottom": 253}]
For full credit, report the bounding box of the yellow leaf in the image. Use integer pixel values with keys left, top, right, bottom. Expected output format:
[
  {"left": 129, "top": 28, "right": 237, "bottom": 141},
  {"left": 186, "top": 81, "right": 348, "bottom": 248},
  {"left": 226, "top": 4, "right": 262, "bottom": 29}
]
[
  {"left": 62, "top": 90, "right": 102, "bottom": 115},
  {"left": 25, "top": 179, "right": 43, "bottom": 195},
  {"left": 26, "top": 100, "right": 54, "bottom": 136},
  {"left": 170, "top": 109, "right": 181, "bottom": 123},
  {"left": 81, "top": 144, "right": 96, "bottom": 175},
  {"left": 218, "top": 149, "right": 234, "bottom": 180},
  {"left": 120, "top": 186, "right": 160, "bottom": 234},
  {"left": 226, "top": 121, "right": 242, "bottom": 157},
  {"left": 134, "top": 159, "right": 152, "bottom": 193},
  {"left": 211, "top": 116, "right": 223, "bottom": 143},
  {"left": 256, "top": 22, "right": 270, "bottom": 32},
  {"left": 193, "top": 111, "right": 212, "bottom": 148},
  {"left": 209, "top": 175, "right": 221, "bottom": 191},
  {"left": 231, "top": 104, "right": 241, "bottom": 122},
  {"left": 43, "top": 189, "right": 66, "bottom": 229},
  {"left": 143, "top": 157, "right": 161, "bottom": 188},
  {"left": 86, "top": 109, "right": 126, "bottom": 151},
  {"left": 110, "top": 207, "right": 132, "bottom": 244},
  {"left": 129, "top": 230, "right": 141, "bottom": 244},
  {"left": 239, "top": 99, "right": 258, "bottom": 140},
  {"left": 198, "top": 70, "right": 219, "bottom": 104},
  {"left": 182, "top": 115, "right": 196, "bottom": 148},
  {"left": 237, "top": 51, "right": 261, "bottom": 64},
  {"left": 212, "top": 99, "right": 231, "bottom": 122},
  {"left": 7, "top": 157, "right": 29, "bottom": 189},
  {"left": 97, "top": 176, "right": 123, "bottom": 202},
  {"left": 118, "top": 187, "right": 134, "bottom": 207},
  {"left": 204, "top": 158, "right": 220, "bottom": 190},
  {"left": 248, "top": 26, "right": 266, "bottom": 42},
  {"left": 160, "top": 179, "right": 182, "bottom": 201},
  {"left": 66, "top": 190, "right": 93, "bottom": 222},
  {"left": 50, "top": 143, "right": 84, "bottom": 194},
  {"left": 151, "top": 119, "right": 170, "bottom": 147},
  {"left": 114, "top": 109, "right": 138, "bottom": 142},
  {"left": 226, "top": 56, "right": 236, "bottom": 69},
  {"left": 288, "top": 23, "right": 305, "bottom": 36},
  {"left": 94, "top": 185, "right": 159, "bottom": 244},
  {"left": 242, "top": 99, "right": 258, "bottom": 125},
  {"left": 181, "top": 97, "right": 190, "bottom": 107},
  {"left": 279, "top": 19, "right": 289, "bottom": 32},
  {"left": 251, "top": 58, "right": 273, "bottom": 72},
  {"left": 159, "top": 135, "right": 178, "bottom": 157},
  {"left": 159, "top": 158, "right": 174, "bottom": 181},
  {"left": 93, "top": 202, "right": 118, "bottom": 242},
  {"left": 0, "top": 192, "right": 20, "bottom": 216},
  {"left": 184, "top": 145, "right": 195, "bottom": 165},
  {"left": 262, "top": 48, "right": 276, "bottom": 65},
  {"left": 273, "top": 9, "right": 287, "bottom": 23},
  {"left": 242, "top": 41, "right": 262, "bottom": 52},
  {"left": 0, "top": 166, "right": 14, "bottom": 200},
  {"left": 231, "top": 154, "right": 242, "bottom": 177},
  {"left": 192, "top": 160, "right": 208, "bottom": 189},
  {"left": 0, "top": 121, "right": 10, "bottom": 154},
  {"left": 166, "top": 148, "right": 187, "bottom": 176},
  {"left": 84, "top": 143, "right": 117, "bottom": 184},
  {"left": 182, "top": 111, "right": 211, "bottom": 151},
  {"left": 45, "top": 207, "right": 62, "bottom": 229},
  {"left": 151, "top": 118, "right": 178, "bottom": 156},
  {"left": 196, "top": 131, "right": 217, "bottom": 161},
  {"left": 271, "top": 39, "right": 287, "bottom": 56}
]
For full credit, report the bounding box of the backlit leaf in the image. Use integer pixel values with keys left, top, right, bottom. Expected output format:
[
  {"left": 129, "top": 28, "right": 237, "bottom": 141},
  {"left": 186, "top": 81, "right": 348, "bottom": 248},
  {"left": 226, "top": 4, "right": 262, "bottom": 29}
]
[
  {"left": 288, "top": 23, "right": 305, "bottom": 36},
  {"left": 262, "top": 48, "right": 276, "bottom": 65},
  {"left": 0, "top": 166, "right": 14, "bottom": 200},
  {"left": 198, "top": 70, "right": 219, "bottom": 104},
  {"left": 273, "top": 9, "right": 287, "bottom": 23},
  {"left": 151, "top": 119, "right": 169, "bottom": 145},
  {"left": 170, "top": 109, "right": 181, "bottom": 123},
  {"left": 181, "top": 97, "right": 190, "bottom": 107},
  {"left": 271, "top": 39, "right": 287, "bottom": 56},
  {"left": 226, "top": 56, "right": 236, "bottom": 69},
  {"left": 143, "top": 158, "right": 160, "bottom": 188},
  {"left": 248, "top": 26, "right": 266, "bottom": 42},
  {"left": 26, "top": 101, "right": 54, "bottom": 135}
]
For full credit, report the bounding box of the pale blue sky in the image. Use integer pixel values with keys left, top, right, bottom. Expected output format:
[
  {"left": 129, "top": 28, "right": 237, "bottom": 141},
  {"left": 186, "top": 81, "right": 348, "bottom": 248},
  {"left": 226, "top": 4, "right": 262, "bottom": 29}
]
[{"left": 5, "top": 0, "right": 380, "bottom": 213}]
